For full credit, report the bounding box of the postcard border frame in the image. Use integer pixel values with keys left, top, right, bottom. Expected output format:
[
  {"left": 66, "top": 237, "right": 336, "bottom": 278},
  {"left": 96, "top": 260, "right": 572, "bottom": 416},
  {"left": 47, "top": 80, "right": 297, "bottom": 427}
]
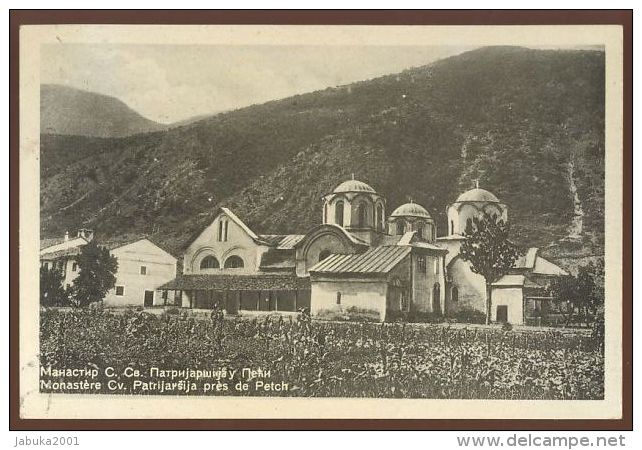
[{"left": 9, "top": 9, "right": 633, "bottom": 431}]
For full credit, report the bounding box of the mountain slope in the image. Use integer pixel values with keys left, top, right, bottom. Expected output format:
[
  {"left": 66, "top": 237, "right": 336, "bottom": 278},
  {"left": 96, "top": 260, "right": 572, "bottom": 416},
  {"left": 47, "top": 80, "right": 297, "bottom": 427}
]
[
  {"left": 40, "top": 47, "right": 605, "bottom": 270},
  {"left": 41, "top": 84, "right": 167, "bottom": 138}
]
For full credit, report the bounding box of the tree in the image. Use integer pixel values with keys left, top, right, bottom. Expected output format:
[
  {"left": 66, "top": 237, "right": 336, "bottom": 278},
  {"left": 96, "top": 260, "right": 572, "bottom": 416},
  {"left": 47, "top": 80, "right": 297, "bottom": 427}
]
[
  {"left": 40, "top": 265, "right": 69, "bottom": 306},
  {"left": 549, "top": 261, "right": 604, "bottom": 327},
  {"left": 70, "top": 241, "right": 118, "bottom": 307},
  {"left": 548, "top": 274, "right": 580, "bottom": 327},
  {"left": 460, "top": 213, "right": 520, "bottom": 325}
]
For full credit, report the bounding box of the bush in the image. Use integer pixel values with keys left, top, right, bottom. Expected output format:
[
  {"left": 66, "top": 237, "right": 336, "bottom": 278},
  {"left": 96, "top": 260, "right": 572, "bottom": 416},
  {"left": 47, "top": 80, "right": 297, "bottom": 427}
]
[
  {"left": 165, "top": 307, "right": 180, "bottom": 315},
  {"left": 502, "top": 322, "right": 514, "bottom": 331},
  {"left": 386, "top": 310, "right": 445, "bottom": 323},
  {"left": 316, "top": 306, "right": 380, "bottom": 322},
  {"left": 450, "top": 308, "right": 487, "bottom": 324}
]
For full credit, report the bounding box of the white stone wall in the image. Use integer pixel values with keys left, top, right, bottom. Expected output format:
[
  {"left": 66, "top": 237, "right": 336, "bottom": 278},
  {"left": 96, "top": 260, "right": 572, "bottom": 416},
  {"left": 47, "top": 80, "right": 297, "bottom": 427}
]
[
  {"left": 490, "top": 287, "right": 524, "bottom": 325},
  {"left": 103, "top": 240, "right": 177, "bottom": 307},
  {"left": 310, "top": 278, "right": 388, "bottom": 321},
  {"left": 183, "top": 212, "right": 267, "bottom": 275}
]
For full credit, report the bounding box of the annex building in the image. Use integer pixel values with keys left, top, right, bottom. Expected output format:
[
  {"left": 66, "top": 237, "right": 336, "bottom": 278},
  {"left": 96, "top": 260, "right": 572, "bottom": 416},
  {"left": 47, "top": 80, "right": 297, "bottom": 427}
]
[
  {"left": 40, "top": 231, "right": 177, "bottom": 308},
  {"left": 159, "top": 179, "right": 567, "bottom": 324}
]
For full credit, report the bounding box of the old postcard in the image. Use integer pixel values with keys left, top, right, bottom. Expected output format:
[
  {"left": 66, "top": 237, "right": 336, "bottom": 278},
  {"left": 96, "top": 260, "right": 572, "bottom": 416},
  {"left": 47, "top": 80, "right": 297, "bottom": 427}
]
[{"left": 16, "top": 22, "right": 626, "bottom": 422}]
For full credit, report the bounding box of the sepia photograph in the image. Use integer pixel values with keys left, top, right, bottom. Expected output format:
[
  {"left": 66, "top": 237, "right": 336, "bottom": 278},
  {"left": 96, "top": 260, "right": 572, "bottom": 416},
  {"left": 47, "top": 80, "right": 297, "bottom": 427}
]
[{"left": 12, "top": 17, "right": 628, "bottom": 426}]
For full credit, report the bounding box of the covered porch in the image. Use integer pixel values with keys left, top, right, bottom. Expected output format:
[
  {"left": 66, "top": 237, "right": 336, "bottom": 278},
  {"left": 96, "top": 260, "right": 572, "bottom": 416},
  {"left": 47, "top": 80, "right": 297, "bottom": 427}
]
[{"left": 158, "top": 274, "right": 311, "bottom": 314}]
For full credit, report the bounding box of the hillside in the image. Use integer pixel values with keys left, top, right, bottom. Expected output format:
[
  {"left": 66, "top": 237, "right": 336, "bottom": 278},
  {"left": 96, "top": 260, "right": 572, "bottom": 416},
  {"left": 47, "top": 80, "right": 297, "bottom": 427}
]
[
  {"left": 39, "top": 47, "right": 605, "bottom": 270},
  {"left": 41, "top": 84, "right": 167, "bottom": 138}
]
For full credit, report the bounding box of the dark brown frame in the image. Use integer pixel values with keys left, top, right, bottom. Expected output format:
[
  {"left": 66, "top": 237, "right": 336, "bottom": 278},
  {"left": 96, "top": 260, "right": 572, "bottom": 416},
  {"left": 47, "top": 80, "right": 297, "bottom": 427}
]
[{"left": 9, "top": 9, "right": 632, "bottom": 431}]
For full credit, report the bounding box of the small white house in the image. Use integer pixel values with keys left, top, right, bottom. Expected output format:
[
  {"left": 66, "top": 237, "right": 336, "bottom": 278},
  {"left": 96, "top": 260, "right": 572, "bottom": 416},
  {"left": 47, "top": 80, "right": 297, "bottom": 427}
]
[
  {"left": 40, "top": 232, "right": 177, "bottom": 308},
  {"left": 103, "top": 239, "right": 177, "bottom": 307}
]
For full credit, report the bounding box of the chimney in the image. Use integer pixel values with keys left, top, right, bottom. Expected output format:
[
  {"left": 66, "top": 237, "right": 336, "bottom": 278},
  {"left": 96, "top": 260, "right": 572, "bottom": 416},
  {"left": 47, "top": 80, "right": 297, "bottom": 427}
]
[{"left": 64, "top": 231, "right": 69, "bottom": 242}]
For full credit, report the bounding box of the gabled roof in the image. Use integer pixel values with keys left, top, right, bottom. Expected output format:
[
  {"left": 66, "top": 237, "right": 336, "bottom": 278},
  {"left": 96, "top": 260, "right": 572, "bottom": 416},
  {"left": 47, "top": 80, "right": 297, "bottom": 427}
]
[
  {"left": 40, "top": 247, "right": 83, "bottom": 260},
  {"left": 40, "top": 237, "right": 66, "bottom": 250},
  {"left": 220, "top": 207, "right": 260, "bottom": 241},
  {"left": 514, "top": 248, "right": 539, "bottom": 269},
  {"left": 513, "top": 248, "right": 568, "bottom": 276},
  {"left": 104, "top": 237, "right": 177, "bottom": 260},
  {"left": 532, "top": 256, "right": 568, "bottom": 276},
  {"left": 40, "top": 236, "right": 88, "bottom": 254},
  {"left": 309, "top": 246, "right": 411, "bottom": 275}
]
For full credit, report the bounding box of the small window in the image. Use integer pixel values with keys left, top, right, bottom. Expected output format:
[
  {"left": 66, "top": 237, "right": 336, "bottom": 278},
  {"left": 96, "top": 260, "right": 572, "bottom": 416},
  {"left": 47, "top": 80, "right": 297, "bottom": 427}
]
[
  {"left": 451, "top": 286, "right": 459, "bottom": 302},
  {"left": 335, "top": 201, "right": 344, "bottom": 227},
  {"left": 416, "top": 224, "right": 424, "bottom": 239},
  {"left": 140, "top": 266, "right": 147, "bottom": 275},
  {"left": 224, "top": 255, "right": 244, "bottom": 269},
  {"left": 356, "top": 202, "right": 368, "bottom": 227},
  {"left": 336, "top": 292, "right": 342, "bottom": 305},
  {"left": 434, "top": 259, "right": 440, "bottom": 275},
  {"left": 465, "top": 218, "right": 473, "bottom": 234},
  {"left": 450, "top": 220, "right": 454, "bottom": 235},
  {"left": 396, "top": 220, "right": 405, "bottom": 235},
  {"left": 417, "top": 256, "right": 427, "bottom": 273},
  {"left": 72, "top": 262, "right": 78, "bottom": 272},
  {"left": 115, "top": 286, "right": 125, "bottom": 296}
]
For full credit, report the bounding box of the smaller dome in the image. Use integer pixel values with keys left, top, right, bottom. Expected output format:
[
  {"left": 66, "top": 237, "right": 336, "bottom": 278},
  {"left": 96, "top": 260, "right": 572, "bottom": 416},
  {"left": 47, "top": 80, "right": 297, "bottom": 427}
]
[
  {"left": 456, "top": 188, "right": 500, "bottom": 203},
  {"left": 390, "top": 202, "right": 432, "bottom": 219},
  {"left": 333, "top": 179, "right": 376, "bottom": 194}
]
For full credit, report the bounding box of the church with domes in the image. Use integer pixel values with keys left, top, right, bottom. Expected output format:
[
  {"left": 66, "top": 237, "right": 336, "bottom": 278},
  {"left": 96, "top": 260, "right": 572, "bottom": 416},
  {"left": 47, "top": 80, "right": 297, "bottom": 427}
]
[{"left": 159, "top": 178, "right": 567, "bottom": 325}]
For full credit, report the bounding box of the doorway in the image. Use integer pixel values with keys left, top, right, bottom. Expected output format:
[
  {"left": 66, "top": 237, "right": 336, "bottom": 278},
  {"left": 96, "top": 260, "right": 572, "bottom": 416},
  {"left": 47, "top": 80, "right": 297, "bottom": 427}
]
[
  {"left": 496, "top": 305, "right": 508, "bottom": 323},
  {"left": 144, "top": 290, "right": 154, "bottom": 307}
]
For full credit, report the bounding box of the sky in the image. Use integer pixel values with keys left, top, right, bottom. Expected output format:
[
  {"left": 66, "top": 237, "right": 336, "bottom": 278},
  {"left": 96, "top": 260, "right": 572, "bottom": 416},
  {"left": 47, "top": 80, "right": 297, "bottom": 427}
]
[{"left": 41, "top": 44, "right": 476, "bottom": 124}]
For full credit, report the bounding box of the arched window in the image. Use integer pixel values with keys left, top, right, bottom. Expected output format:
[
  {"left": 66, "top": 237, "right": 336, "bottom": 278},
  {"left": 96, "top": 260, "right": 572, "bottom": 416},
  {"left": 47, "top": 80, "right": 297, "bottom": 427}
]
[
  {"left": 376, "top": 204, "right": 384, "bottom": 231},
  {"left": 465, "top": 218, "right": 473, "bottom": 234},
  {"left": 451, "top": 286, "right": 459, "bottom": 302},
  {"left": 200, "top": 255, "right": 220, "bottom": 269},
  {"left": 432, "top": 283, "right": 441, "bottom": 315},
  {"left": 450, "top": 220, "right": 454, "bottom": 235},
  {"left": 319, "top": 250, "right": 331, "bottom": 262},
  {"left": 396, "top": 220, "right": 405, "bottom": 235},
  {"left": 356, "top": 202, "right": 368, "bottom": 228},
  {"left": 416, "top": 224, "right": 424, "bottom": 239},
  {"left": 323, "top": 202, "right": 328, "bottom": 224},
  {"left": 224, "top": 255, "right": 244, "bottom": 269},
  {"left": 335, "top": 201, "right": 344, "bottom": 227}
]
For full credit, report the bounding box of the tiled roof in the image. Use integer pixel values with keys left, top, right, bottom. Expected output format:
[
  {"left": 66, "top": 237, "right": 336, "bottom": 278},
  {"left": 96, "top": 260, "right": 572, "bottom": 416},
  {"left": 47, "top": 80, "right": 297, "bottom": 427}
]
[
  {"left": 532, "top": 256, "right": 568, "bottom": 276},
  {"left": 40, "top": 237, "right": 66, "bottom": 250},
  {"left": 259, "top": 249, "right": 296, "bottom": 270},
  {"left": 159, "top": 274, "right": 310, "bottom": 291},
  {"left": 40, "top": 247, "right": 82, "bottom": 260},
  {"left": 309, "top": 246, "right": 411, "bottom": 275},
  {"left": 101, "top": 237, "right": 147, "bottom": 250},
  {"left": 258, "top": 234, "right": 305, "bottom": 249},
  {"left": 492, "top": 274, "right": 526, "bottom": 287}
]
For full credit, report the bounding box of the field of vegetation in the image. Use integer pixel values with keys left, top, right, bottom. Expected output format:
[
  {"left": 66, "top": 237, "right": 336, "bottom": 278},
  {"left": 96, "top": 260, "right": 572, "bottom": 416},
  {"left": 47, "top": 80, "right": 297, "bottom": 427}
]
[{"left": 40, "top": 308, "right": 604, "bottom": 399}]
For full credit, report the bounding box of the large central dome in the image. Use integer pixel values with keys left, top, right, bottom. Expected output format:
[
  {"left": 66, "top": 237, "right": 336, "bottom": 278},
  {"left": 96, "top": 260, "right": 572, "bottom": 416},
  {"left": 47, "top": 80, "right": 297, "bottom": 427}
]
[
  {"left": 333, "top": 179, "right": 376, "bottom": 194},
  {"left": 456, "top": 188, "right": 500, "bottom": 203},
  {"left": 390, "top": 202, "right": 432, "bottom": 219}
]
